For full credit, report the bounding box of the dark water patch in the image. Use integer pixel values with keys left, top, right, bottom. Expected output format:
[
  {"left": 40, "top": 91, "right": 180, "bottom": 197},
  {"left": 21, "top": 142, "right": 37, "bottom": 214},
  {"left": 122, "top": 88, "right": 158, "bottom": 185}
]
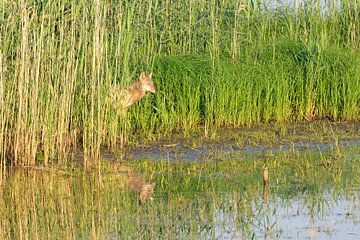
[
  {"left": 120, "top": 121, "right": 360, "bottom": 162},
  {"left": 123, "top": 138, "right": 360, "bottom": 162},
  {"left": 70, "top": 121, "right": 360, "bottom": 163}
]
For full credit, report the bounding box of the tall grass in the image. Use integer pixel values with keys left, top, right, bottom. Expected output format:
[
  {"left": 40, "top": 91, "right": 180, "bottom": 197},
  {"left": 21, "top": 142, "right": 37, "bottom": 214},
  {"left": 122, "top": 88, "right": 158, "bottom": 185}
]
[{"left": 0, "top": 0, "right": 359, "bottom": 167}]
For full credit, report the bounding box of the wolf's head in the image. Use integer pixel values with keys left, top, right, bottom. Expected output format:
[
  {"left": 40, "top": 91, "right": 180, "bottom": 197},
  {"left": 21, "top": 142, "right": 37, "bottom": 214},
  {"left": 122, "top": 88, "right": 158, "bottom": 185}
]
[{"left": 139, "top": 72, "right": 156, "bottom": 94}]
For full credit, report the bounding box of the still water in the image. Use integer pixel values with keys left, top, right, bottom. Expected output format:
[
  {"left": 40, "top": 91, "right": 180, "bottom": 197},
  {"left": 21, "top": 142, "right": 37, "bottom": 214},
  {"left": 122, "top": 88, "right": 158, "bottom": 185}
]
[{"left": 1, "top": 124, "right": 359, "bottom": 239}]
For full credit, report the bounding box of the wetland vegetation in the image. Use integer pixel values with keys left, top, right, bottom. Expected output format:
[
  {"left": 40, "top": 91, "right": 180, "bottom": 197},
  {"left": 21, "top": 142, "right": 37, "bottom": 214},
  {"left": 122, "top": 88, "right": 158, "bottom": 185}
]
[
  {"left": 0, "top": 0, "right": 360, "bottom": 239},
  {"left": 0, "top": 0, "right": 359, "bottom": 167}
]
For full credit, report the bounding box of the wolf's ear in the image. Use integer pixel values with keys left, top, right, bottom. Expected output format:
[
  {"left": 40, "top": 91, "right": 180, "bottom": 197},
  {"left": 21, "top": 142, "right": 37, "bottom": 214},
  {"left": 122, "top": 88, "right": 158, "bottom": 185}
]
[
  {"left": 148, "top": 72, "right": 153, "bottom": 78},
  {"left": 151, "top": 182, "right": 156, "bottom": 190},
  {"left": 139, "top": 72, "right": 147, "bottom": 82}
]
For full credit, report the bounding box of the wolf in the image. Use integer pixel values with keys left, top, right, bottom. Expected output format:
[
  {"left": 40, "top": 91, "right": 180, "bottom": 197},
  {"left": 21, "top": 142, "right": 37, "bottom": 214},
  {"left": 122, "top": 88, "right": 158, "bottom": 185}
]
[{"left": 112, "top": 72, "right": 156, "bottom": 111}]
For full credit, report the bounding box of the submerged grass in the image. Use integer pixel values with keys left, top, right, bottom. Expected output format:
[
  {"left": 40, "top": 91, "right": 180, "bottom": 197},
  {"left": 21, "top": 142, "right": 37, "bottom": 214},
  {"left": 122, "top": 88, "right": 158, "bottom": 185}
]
[{"left": 0, "top": 0, "right": 359, "bottom": 167}]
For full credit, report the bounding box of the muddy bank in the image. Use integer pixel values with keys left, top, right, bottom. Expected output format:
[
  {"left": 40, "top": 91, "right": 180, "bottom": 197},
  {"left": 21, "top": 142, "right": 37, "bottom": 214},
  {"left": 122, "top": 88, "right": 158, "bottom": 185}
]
[{"left": 121, "top": 120, "right": 360, "bottom": 162}]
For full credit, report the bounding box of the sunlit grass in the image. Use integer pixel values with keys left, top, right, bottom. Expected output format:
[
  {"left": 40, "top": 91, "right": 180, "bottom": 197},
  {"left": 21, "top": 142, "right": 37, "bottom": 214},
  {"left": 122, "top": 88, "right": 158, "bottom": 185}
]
[{"left": 0, "top": 0, "right": 359, "bottom": 166}]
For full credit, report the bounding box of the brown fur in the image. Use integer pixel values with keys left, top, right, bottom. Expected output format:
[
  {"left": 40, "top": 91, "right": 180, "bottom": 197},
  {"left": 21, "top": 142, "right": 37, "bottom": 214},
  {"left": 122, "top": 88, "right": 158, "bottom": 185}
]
[
  {"left": 112, "top": 72, "right": 156, "bottom": 110},
  {"left": 127, "top": 176, "right": 156, "bottom": 204}
]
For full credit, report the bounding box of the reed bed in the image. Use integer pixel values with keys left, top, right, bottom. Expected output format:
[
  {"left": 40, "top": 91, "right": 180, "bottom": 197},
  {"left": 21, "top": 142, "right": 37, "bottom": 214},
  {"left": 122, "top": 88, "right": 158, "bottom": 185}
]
[{"left": 0, "top": 0, "right": 359, "bottom": 167}]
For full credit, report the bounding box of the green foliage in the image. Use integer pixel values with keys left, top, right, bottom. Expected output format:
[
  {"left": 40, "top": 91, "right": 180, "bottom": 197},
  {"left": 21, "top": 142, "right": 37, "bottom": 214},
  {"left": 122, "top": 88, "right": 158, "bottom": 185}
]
[{"left": 0, "top": 0, "right": 359, "bottom": 166}]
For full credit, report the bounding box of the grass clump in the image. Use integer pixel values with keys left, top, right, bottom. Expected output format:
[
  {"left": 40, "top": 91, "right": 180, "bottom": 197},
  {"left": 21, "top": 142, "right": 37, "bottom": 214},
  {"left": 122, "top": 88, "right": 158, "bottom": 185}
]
[{"left": 150, "top": 43, "right": 359, "bottom": 131}]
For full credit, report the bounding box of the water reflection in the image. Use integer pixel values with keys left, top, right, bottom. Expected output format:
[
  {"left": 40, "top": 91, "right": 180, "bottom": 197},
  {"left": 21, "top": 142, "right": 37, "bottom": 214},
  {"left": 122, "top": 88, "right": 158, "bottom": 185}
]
[
  {"left": 1, "top": 142, "right": 359, "bottom": 239},
  {"left": 135, "top": 189, "right": 360, "bottom": 239}
]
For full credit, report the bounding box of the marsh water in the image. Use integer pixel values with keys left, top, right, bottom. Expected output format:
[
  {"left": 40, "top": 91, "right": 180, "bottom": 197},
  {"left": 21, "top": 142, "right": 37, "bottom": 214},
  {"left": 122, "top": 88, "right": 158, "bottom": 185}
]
[{"left": 1, "top": 121, "right": 360, "bottom": 239}]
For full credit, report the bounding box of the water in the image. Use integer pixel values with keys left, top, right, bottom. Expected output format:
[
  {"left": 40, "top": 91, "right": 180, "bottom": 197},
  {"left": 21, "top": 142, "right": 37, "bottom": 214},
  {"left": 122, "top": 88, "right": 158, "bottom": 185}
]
[
  {"left": 1, "top": 123, "right": 360, "bottom": 239},
  {"left": 264, "top": 192, "right": 360, "bottom": 239},
  {"left": 123, "top": 138, "right": 360, "bottom": 162},
  {"left": 210, "top": 190, "right": 360, "bottom": 239}
]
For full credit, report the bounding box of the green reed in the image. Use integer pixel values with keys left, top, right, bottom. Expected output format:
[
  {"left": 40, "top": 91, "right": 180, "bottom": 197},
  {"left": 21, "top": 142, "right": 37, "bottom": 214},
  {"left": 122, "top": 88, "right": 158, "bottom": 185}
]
[{"left": 0, "top": 0, "right": 359, "bottom": 166}]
